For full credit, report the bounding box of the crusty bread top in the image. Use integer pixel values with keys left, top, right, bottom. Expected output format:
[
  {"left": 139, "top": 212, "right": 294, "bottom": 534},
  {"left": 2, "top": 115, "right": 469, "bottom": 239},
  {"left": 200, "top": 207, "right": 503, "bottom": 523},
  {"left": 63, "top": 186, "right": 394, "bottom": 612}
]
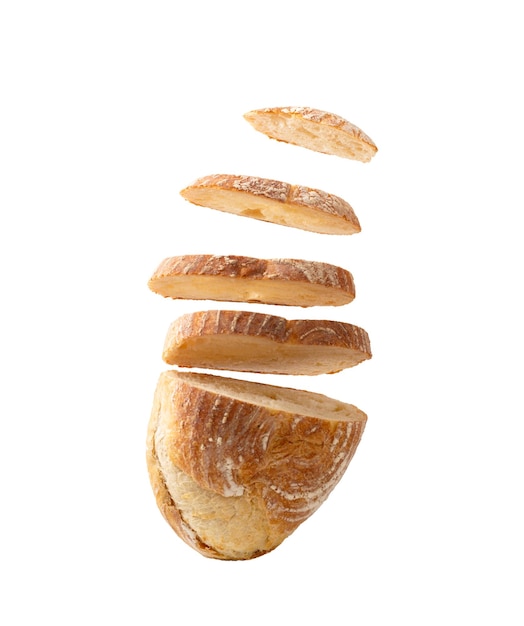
[
  {"left": 146, "top": 370, "right": 367, "bottom": 560},
  {"left": 162, "top": 309, "right": 372, "bottom": 375},
  {"left": 244, "top": 106, "right": 377, "bottom": 162},
  {"left": 148, "top": 254, "right": 355, "bottom": 307},
  {"left": 180, "top": 174, "right": 361, "bottom": 235}
]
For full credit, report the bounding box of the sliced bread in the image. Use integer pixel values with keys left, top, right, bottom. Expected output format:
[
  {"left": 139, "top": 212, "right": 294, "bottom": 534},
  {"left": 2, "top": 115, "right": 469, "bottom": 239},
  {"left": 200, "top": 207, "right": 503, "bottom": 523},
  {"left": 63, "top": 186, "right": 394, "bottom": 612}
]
[
  {"left": 244, "top": 106, "right": 378, "bottom": 162},
  {"left": 180, "top": 174, "right": 361, "bottom": 235},
  {"left": 146, "top": 370, "right": 367, "bottom": 560},
  {"left": 162, "top": 309, "right": 371, "bottom": 375},
  {"left": 148, "top": 255, "right": 355, "bottom": 307}
]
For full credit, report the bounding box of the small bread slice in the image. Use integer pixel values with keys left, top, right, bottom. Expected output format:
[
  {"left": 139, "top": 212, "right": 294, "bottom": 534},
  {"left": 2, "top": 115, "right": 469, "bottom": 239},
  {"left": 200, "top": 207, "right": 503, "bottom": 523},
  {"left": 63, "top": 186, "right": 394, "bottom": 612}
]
[
  {"left": 146, "top": 370, "right": 367, "bottom": 560},
  {"left": 244, "top": 106, "right": 377, "bottom": 162},
  {"left": 148, "top": 255, "right": 355, "bottom": 307},
  {"left": 180, "top": 174, "right": 361, "bottom": 235},
  {"left": 162, "top": 309, "right": 371, "bottom": 375}
]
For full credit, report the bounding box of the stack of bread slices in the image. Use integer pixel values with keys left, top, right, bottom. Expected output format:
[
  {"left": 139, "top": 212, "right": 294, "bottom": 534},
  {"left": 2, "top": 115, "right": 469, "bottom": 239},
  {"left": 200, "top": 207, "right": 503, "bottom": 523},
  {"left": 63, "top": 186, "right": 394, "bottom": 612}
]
[{"left": 146, "top": 106, "right": 377, "bottom": 561}]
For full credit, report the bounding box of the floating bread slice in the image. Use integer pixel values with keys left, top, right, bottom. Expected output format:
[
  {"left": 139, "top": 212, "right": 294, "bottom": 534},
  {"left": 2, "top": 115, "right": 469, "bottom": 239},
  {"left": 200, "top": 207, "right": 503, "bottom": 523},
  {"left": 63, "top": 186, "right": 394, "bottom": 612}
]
[
  {"left": 180, "top": 174, "right": 361, "bottom": 235},
  {"left": 162, "top": 309, "right": 371, "bottom": 375},
  {"left": 148, "top": 255, "right": 355, "bottom": 307},
  {"left": 146, "top": 370, "right": 367, "bottom": 560},
  {"left": 244, "top": 106, "right": 377, "bottom": 162}
]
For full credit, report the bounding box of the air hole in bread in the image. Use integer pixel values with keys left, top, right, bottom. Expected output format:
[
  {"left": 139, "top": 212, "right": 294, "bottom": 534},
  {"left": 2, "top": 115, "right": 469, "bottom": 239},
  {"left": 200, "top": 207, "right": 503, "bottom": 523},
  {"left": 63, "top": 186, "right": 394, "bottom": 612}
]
[{"left": 239, "top": 208, "right": 264, "bottom": 219}]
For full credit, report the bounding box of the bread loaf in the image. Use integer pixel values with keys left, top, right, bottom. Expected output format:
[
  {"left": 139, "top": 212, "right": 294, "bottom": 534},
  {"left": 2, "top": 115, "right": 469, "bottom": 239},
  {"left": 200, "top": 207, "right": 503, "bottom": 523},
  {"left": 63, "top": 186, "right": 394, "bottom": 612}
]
[
  {"left": 244, "top": 106, "right": 377, "bottom": 162},
  {"left": 162, "top": 309, "right": 371, "bottom": 375},
  {"left": 146, "top": 370, "right": 367, "bottom": 560},
  {"left": 148, "top": 255, "right": 355, "bottom": 307},
  {"left": 180, "top": 174, "right": 361, "bottom": 235}
]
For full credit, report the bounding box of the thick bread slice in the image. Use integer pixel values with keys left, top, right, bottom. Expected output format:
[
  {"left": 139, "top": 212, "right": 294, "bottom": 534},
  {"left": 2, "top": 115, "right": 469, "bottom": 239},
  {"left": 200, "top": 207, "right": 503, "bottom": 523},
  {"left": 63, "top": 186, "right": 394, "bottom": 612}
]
[
  {"left": 148, "top": 255, "right": 355, "bottom": 307},
  {"left": 180, "top": 174, "right": 361, "bottom": 235},
  {"left": 244, "top": 106, "right": 377, "bottom": 162},
  {"left": 146, "top": 370, "right": 367, "bottom": 560},
  {"left": 162, "top": 309, "right": 372, "bottom": 375}
]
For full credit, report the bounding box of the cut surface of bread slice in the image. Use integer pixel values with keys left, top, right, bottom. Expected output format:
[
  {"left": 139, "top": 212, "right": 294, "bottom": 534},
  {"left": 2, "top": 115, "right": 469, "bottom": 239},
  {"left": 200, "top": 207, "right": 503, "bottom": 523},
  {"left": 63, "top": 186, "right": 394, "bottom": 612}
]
[
  {"left": 146, "top": 370, "right": 367, "bottom": 560},
  {"left": 180, "top": 174, "right": 361, "bottom": 235},
  {"left": 244, "top": 106, "right": 377, "bottom": 162},
  {"left": 148, "top": 255, "right": 355, "bottom": 307},
  {"left": 162, "top": 309, "right": 372, "bottom": 375}
]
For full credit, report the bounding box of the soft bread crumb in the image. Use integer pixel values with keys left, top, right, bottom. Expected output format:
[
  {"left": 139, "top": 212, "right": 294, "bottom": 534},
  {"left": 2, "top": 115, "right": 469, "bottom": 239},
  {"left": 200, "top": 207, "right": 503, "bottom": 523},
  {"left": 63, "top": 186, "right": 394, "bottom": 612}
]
[{"left": 244, "top": 106, "right": 377, "bottom": 162}]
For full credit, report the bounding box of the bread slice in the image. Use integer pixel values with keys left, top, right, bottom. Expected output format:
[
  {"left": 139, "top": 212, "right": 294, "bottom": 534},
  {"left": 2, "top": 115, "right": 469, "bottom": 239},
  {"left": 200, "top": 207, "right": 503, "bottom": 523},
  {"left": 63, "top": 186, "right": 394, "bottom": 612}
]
[
  {"left": 148, "top": 255, "right": 355, "bottom": 307},
  {"left": 244, "top": 106, "right": 377, "bottom": 162},
  {"left": 146, "top": 370, "right": 367, "bottom": 560},
  {"left": 180, "top": 174, "right": 361, "bottom": 235},
  {"left": 162, "top": 309, "right": 371, "bottom": 375}
]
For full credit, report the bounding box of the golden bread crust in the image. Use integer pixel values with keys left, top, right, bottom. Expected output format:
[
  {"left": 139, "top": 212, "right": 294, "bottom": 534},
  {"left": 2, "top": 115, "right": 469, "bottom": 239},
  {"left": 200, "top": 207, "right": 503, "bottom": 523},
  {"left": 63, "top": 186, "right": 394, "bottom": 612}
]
[
  {"left": 162, "top": 309, "right": 372, "bottom": 374},
  {"left": 147, "top": 255, "right": 356, "bottom": 307},
  {"left": 244, "top": 106, "right": 377, "bottom": 162},
  {"left": 146, "top": 371, "right": 367, "bottom": 560},
  {"left": 180, "top": 173, "right": 361, "bottom": 235}
]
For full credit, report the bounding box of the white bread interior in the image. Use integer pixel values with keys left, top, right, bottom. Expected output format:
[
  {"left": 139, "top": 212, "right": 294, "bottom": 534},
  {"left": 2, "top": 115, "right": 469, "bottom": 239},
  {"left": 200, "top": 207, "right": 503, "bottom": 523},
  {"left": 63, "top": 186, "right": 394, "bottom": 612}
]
[
  {"left": 180, "top": 174, "right": 361, "bottom": 235},
  {"left": 162, "top": 310, "right": 371, "bottom": 375},
  {"left": 148, "top": 255, "right": 355, "bottom": 307},
  {"left": 244, "top": 106, "right": 378, "bottom": 162}
]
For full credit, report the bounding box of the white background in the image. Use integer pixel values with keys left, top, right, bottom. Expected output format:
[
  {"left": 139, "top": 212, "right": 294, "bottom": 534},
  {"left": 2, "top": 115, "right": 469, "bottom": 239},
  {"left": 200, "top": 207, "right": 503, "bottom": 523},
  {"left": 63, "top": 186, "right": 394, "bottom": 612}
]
[{"left": 1, "top": 1, "right": 523, "bottom": 624}]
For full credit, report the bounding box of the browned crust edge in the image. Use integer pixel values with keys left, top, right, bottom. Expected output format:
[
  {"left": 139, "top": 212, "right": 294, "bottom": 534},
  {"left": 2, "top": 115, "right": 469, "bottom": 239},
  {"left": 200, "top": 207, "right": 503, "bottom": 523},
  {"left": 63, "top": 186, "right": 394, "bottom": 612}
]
[
  {"left": 244, "top": 106, "right": 378, "bottom": 157},
  {"left": 180, "top": 174, "right": 361, "bottom": 234},
  {"left": 146, "top": 371, "right": 367, "bottom": 560},
  {"left": 148, "top": 255, "right": 355, "bottom": 295},
  {"left": 162, "top": 309, "right": 372, "bottom": 370},
  {"left": 146, "top": 381, "right": 236, "bottom": 560}
]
